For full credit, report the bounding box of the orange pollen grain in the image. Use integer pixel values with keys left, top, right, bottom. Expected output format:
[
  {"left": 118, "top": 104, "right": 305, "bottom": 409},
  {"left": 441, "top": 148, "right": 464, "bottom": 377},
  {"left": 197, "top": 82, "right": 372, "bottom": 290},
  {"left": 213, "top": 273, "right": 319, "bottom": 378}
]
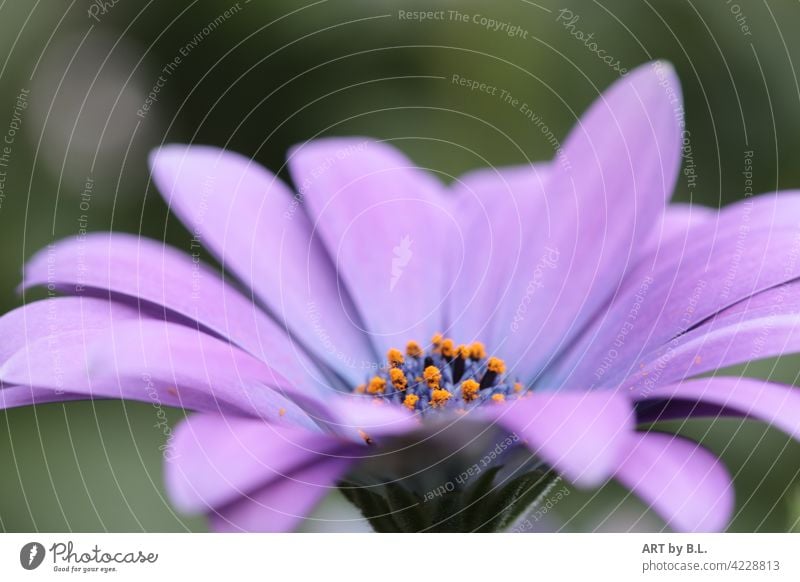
[
  {"left": 491, "top": 393, "right": 506, "bottom": 404},
  {"left": 470, "top": 342, "right": 487, "bottom": 360},
  {"left": 487, "top": 357, "right": 506, "bottom": 374},
  {"left": 406, "top": 340, "right": 423, "bottom": 358},
  {"left": 358, "top": 429, "right": 374, "bottom": 445},
  {"left": 441, "top": 338, "right": 455, "bottom": 358},
  {"left": 430, "top": 388, "right": 452, "bottom": 408},
  {"left": 461, "top": 379, "right": 480, "bottom": 402},
  {"left": 387, "top": 348, "right": 404, "bottom": 367},
  {"left": 389, "top": 368, "right": 408, "bottom": 391},
  {"left": 367, "top": 376, "right": 387, "bottom": 395},
  {"left": 403, "top": 393, "right": 419, "bottom": 411},
  {"left": 423, "top": 365, "right": 442, "bottom": 387}
]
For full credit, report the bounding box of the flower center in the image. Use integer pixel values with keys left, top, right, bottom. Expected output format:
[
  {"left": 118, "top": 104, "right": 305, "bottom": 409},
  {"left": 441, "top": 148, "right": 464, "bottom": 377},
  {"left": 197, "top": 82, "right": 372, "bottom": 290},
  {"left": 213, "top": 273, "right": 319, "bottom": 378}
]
[{"left": 353, "top": 333, "right": 525, "bottom": 414}]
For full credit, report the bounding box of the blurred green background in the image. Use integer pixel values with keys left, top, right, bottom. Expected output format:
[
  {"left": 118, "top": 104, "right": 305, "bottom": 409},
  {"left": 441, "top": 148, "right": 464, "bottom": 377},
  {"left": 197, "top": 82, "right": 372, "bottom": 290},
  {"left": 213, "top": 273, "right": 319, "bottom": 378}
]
[{"left": 1, "top": 0, "right": 799, "bottom": 532}]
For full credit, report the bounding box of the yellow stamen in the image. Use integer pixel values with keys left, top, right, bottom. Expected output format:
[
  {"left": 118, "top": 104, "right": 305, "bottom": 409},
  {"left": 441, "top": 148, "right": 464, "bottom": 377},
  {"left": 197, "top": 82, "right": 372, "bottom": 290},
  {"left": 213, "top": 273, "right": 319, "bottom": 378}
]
[
  {"left": 358, "top": 429, "right": 374, "bottom": 445},
  {"left": 487, "top": 357, "right": 506, "bottom": 374},
  {"left": 278, "top": 407, "right": 286, "bottom": 417},
  {"left": 367, "top": 376, "right": 387, "bottom": 395},
  {"left": 513, "top": 381, "right": 523, "bottom": 393},
  {"left": 389, "top": 367, "right": 408, "bottom": 391},
  {"left": 354, "top": 384, "right": 366, "bottom": 394},
  {"left": 403, "top": 393, "right": 419, "bottom": 411},
  {"left": 406, "top": 340, "right": 423, "bottom": 358},
  {"left": 441, "top": 338, "right": 455, "bottom": 358},
  {"left": 430, "top": 388, "right": 452, "bottom": 408},
  {"left": 423, "top": 365, "right": 442, "bottom": 388},
  {"left": 456, "top": 344, "right": 470, "bottom": 359},
  {"left": 387, "top": 348, "right": 404, "bottom": 367},
  {"left": 461, "top": 379, "right": 480, "bottom": 402},
  {"left": 491, "top": 393, "right": 506, "bottom": 404},
  {"left": 432, "top": 332, "right": 443, "bottom": 351},
  {"left": 470, "top": 341, "right": 486, "bottom": 360}
]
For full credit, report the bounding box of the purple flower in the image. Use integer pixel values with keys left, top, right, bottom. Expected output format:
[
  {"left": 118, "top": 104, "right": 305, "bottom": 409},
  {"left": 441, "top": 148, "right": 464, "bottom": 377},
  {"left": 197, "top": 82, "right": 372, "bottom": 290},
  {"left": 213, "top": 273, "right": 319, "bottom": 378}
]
[{"left": 4, "top": 61, "right": 800, "bottom": 532}]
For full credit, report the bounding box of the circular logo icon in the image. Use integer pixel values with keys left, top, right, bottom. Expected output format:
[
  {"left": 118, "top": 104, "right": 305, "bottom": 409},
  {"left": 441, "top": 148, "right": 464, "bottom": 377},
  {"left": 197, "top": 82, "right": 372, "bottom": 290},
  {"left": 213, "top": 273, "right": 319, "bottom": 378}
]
[{"left": 19, "top": 542, "right": 45, "bottom": 570}]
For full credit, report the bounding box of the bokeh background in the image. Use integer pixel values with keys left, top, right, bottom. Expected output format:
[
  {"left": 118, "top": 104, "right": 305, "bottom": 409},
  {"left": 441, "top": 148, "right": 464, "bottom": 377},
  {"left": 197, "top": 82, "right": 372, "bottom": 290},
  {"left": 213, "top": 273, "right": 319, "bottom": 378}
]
[{"left": 1, "top": 0, "right": 799, "bottom": 532}]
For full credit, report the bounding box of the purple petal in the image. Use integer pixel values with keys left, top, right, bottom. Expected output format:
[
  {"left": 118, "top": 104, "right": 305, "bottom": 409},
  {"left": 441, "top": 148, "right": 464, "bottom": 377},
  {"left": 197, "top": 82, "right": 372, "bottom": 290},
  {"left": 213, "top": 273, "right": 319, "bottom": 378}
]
[
  {"left": 0, "top": 296, "right": 139, "bottom": 362},
  {"left": 496, "top": 61, "right": 682, "bottom": 380},
  {"left": 634, "top": 378, "right": 800, "bottom": 439},
  {"left": 482, "top": 390, "right": 632, "bottom": 486},
  {"left": 643, "top": 203, "right": 715, "bottom": 251},
  {"left": 0, "top": 386, "right": 92, "bottom": 408},
  {"left": 1, "top": 318, "right": 320, "bottom": 430},
  {"left": 22, "top": 233, "right": 328, "bottom": 393},
  {"left": 317, "top": 395, "right": 418, "bottom": 442},
  {"left": 149, "top": 145, "right": 376, "bottom": 385},
  {"left": 209, "top": 457, "right": 350, "bottom": 532},
  {"left": 552, "top": 191, "right": 800, "bottom": 388},
  {"left": 287, "top": 137, "right": 454, "bottom": 355},
  {"left": 623, "top": 289, "right": 800, "bottom": 390},
  {"left": 446, "top": 164, "right": 550, "bottom": 347},
  {"left": 165, "top": 413, "right": 351, "bottom": 514},
  {"left": 614, "top": 432, "right": 733, "bottom": 532}
]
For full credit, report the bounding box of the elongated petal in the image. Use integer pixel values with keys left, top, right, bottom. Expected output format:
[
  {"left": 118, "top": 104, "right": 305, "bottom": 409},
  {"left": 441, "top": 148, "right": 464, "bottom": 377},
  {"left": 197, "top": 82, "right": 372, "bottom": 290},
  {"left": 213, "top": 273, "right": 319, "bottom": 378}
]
[
  {"left": 614, "top": 433, "right": 733, "bottom": 532},
  {"left": 634, "top": 378, "right": 800, "bottom": 438},
  {"left": 483, "top": 390, "right": 632, "bottom": 486},
  {"left": 22, "top": 233, "right": 327, "bottom": 393},
  {"left": 209, "top": 457, "right": 351, "bottom": 533},
  {"left": 498, "top": 62, "right": 682, "bottom": 380},
  {"left": 0, "top": 319, "right": 320, "bottom": 430},
  {"left": 287, "top": 137, "right": 455, "bottom": 355},
  {"left": 165, "top": 414, "right": 350, "bottom": 514},
  {"left": 149, "top": 145, "right": 376, "bottom": 385},
  {"left": 0, "top": 296, "right": 139, "bottom": 362},
  {"left": 552, "top": 192, "right": 800, "bottom": 388},
  {"left": 643, "top": 203, "right": 715, "bottom": 252},
  {"left": 446, "top": 164, "right": 550, "bottom": 347},
  {"left": 0, "top": 386, "right": 90, "bottom": 408},
  {"left": 626, "top": 314, "right": 800, "bottom": 392}
]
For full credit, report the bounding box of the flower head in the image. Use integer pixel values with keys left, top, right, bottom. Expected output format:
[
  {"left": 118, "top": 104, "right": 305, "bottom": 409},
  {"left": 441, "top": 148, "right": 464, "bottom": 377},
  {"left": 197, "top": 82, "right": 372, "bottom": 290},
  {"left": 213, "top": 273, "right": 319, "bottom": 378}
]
[{"left": 4, "top": 61, "right": 800, "bottom": 532}]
